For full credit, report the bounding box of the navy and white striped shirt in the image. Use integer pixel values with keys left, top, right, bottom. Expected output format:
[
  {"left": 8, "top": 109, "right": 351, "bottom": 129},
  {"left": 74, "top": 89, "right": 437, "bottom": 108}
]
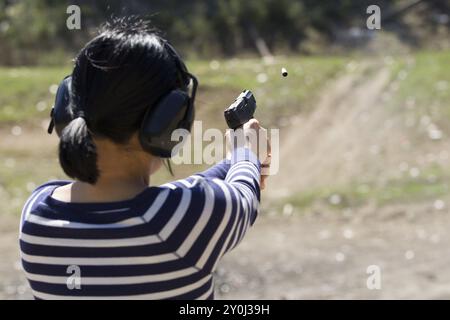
[{"left": 19, "top": 148, "right": 260, "bottom": 300}]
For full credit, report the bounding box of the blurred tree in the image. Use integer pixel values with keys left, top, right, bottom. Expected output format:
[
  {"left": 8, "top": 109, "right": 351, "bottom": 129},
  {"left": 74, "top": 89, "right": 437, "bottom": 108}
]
[{"left": 0, "top": 0, "right": 448, "bottom": 65}]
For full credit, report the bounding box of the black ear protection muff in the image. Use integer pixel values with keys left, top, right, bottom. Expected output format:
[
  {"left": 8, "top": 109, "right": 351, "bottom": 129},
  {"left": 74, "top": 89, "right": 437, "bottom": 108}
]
[
  {"left": 47, "top": 41, "right": 198, "bottom": 159},
  {"left": 138, "top": 42, "right": 198, "bottom": 158},
  {"left": 47, "top": 76, "right": 73, "bottom": 136}
]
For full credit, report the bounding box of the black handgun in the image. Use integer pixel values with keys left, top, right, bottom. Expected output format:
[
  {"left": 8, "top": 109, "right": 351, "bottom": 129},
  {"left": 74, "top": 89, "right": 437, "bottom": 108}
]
[{"left": 224, "top": 90, "right": 256, "bottom": 129}]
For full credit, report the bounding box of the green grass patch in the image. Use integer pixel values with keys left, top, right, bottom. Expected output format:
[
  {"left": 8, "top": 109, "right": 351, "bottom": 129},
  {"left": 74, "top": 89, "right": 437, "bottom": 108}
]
[
  {"left": 282, "top": 169, "right": 450, "bottom": 211},
  {"left": 0, "top": 67, "right": 71, "bottom": 123},
  {"left": 389, "top": 51, "right": 450, "bottom": 128},
  {"left": 191, "top": 56, "right": 347, "bottom": 127}
]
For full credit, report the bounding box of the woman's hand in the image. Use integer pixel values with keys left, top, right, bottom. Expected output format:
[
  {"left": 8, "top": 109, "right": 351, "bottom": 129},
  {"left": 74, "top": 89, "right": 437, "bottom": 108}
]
[
  {"left": 226, "top": 118, "right": 271, "bottom": 189},
  {"left": 244, "top": 119, "right": 271, "bottom": 190}
]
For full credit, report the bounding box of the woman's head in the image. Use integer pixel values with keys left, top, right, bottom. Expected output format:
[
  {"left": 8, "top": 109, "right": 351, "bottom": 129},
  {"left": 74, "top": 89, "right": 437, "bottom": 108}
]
[{"left": 59, "top": 17, "right": 190, "bottom": 184}]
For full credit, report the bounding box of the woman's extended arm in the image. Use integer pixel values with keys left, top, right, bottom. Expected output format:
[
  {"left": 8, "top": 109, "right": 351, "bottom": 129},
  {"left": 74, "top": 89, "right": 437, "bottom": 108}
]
[
  {"left": 161, "top": 119, "right": 269, "bottom": 272},
  {"left": 162, "top": 146, "right": 261, "bottom": 273}
]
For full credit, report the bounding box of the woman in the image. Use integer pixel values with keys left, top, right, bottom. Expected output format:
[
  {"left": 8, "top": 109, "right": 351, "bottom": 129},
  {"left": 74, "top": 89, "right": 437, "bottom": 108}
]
[{"left": 19, "top": 18, "right": 270, "bottom": 300}]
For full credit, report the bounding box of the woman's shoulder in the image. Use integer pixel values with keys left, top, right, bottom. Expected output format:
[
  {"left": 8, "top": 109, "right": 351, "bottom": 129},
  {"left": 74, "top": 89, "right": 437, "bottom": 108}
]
[
  {"left": 161, "top": 175, "right": 217, "bottom": 192},
  {"left": 23, "top": 180, "right": 72, "bottom": 211},
  {"left": 20, "top": 180, "right": 72, "bottom": 229},
  {"left": 29, "top": 180, "right": 72, "bottom": 198}
]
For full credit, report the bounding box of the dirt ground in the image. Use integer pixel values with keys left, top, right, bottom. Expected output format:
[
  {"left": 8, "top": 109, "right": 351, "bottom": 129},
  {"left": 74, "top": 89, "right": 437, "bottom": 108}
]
[
  {"left": 1, "top": 60, "right": 450, "bottom": 300},
  {"left": 216, "top": 203, "right": 450, "bottom": 299}
]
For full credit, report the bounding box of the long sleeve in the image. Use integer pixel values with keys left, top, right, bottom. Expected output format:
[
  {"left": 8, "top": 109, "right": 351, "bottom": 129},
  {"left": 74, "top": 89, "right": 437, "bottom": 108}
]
[{"left": 163, "top": 147, "right": 261, "bottom": 273}]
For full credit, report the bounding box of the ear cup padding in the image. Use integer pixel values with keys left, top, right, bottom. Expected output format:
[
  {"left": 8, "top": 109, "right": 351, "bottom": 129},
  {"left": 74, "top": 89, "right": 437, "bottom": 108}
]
[
  {"left": 53, "top": 76, "right": 74, "bottom": 136},
  {"left": 139, "top": 89, "right": 191, "bottom": 158}
]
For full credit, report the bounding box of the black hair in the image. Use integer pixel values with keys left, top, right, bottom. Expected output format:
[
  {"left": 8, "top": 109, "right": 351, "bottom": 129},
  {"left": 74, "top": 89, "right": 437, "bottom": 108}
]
[{"left": 59, "top": 16, "right": 186, "bottom": 184}]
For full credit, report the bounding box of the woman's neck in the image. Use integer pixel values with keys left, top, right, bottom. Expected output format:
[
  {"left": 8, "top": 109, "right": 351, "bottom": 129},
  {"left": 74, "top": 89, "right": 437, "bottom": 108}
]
[
  {"left": 51, "top": 135, "right": 161, "bottom": 203},
  {"left": 74, "top": 175, "right": 149, "bottom": 202},
  {"left": 52, "top": 173, "right": 150, "bottom": 204}
]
